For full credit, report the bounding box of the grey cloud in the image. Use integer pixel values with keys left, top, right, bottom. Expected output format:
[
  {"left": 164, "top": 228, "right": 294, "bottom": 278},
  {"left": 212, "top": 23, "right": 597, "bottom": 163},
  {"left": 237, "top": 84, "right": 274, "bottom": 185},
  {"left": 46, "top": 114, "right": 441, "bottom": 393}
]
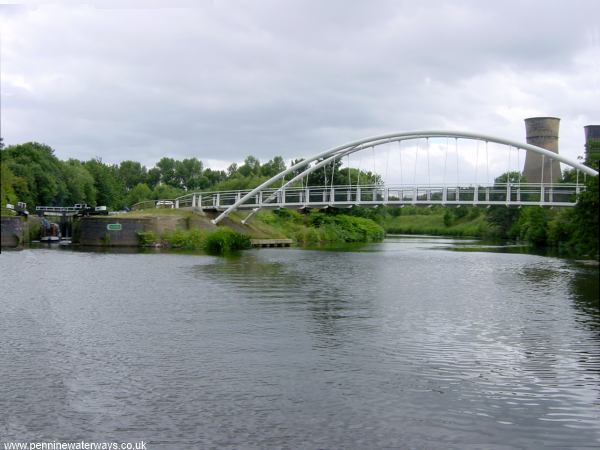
[{"left": 1, "top": 0, "right": 599, "bottom": 168}]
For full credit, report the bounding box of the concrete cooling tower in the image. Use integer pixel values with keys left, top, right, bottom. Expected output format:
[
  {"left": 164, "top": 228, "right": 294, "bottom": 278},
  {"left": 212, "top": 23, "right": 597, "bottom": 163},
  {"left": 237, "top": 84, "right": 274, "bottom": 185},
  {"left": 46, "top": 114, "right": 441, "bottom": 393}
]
[
  {"left": 522, "top": 117, "right": 562, "bottom": 183},
  {"left": 584, "top": 125, "right": 600, "bottom": 162}
]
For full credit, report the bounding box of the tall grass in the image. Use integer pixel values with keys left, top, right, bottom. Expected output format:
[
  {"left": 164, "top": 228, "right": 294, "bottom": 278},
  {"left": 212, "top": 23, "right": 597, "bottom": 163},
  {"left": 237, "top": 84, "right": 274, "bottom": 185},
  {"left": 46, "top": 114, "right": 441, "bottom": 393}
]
[
  {"left": 204, "top": 228, "right": 252, "bottom": 254},
  {"left": 255, "top": 209, "right": 385, "bottom": 245},
  {"left": 160, "top": 228, "right": 250, "bottom": 254}
]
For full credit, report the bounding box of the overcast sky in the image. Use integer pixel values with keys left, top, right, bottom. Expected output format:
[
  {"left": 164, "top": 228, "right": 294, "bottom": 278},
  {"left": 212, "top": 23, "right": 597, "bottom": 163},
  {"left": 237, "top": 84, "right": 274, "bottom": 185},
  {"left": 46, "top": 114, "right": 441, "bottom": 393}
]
[{"left": 1, "top": 0, "right": 599, "bottom": 175}]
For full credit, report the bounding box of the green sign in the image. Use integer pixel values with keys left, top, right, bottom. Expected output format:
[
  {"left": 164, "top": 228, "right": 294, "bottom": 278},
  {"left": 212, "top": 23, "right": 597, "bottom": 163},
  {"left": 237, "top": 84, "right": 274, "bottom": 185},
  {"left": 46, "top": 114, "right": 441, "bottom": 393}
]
[{"left": 106, "top": 223, "right": 122, "bottom": 231}]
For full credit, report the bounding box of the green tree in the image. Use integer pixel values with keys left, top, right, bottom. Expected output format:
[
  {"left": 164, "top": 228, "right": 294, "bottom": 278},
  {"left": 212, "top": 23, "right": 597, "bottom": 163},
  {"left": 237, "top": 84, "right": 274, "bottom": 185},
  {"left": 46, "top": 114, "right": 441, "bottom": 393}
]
[
  {"left": 338, "top": 167, "right": 383, "bottom": 186},
  {"left": 516, "top": 207, "right": 550, "bottom": 247},
  {"left": 146, "top": 167, "right": 161, "bottom": 189},
  {"left": 203, "top": 168, "right": 227, "bottom": 187},
  {"left": 84, "top": 158, "right": 125, "bottom": 209},
  {"left": 261, "top": 156, "right": 286, "bottom": 178},
  {"left": 226, "top": 163, "right": 238, "bottom": 178},
  {"left": 569, "top": 164, "right": 599, "bottom": 257},
  {"left": 237, "top": 156, "right": 261, "bottom": 177},
  {"left": 156, "top": 157, "right": 178, "bottom": 187},
  {"left": 174, "top": 157, "right": 203, "bottom": 190},
  {"left": 0, "top": 163, "right": 20, "bottom": 207},
  {"left": 153, "top": 183, "right": 183, "bottom": 200},
  {"left": 62, "top": 160, "right": 97, "bottom": 205},
  {"left": 307, "top": 158, "right": 343, "bottom": 186},
  {"left": 119, "top": 160, "right": 147, "bottom": 190},
  {"left": 485, "top": 171, "right": 524, "bottom": 239},
  {"left": 126, "top": 182, "right": 153, "bottom": 207},
  {"left": 1, "top": 142, "right": 67, "bottom": 207}
]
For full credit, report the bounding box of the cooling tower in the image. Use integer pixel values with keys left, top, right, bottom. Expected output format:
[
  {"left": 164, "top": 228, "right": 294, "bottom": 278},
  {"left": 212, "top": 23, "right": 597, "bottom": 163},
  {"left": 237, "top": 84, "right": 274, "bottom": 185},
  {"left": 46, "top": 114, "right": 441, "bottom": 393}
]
[
  {"left": 522, "top": 117, "right": 562, "bottom": 183},
  {"left": 584, "top": 125, "right": 600, "bottom": 162}
]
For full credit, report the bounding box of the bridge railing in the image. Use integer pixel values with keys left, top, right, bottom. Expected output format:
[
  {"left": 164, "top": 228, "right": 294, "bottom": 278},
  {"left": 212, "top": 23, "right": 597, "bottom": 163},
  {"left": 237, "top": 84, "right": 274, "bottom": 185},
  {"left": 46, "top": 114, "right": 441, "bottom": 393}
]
[{"left": 143, "top": 183, "right": 583, "bottom": 211}]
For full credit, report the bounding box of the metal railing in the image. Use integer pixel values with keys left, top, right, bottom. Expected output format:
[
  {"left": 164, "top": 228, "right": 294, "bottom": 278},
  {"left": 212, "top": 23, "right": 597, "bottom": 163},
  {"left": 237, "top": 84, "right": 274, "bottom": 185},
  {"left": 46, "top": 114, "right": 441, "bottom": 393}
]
[{"left": 132, "top": 182, "right": 583, "bottom": 212}]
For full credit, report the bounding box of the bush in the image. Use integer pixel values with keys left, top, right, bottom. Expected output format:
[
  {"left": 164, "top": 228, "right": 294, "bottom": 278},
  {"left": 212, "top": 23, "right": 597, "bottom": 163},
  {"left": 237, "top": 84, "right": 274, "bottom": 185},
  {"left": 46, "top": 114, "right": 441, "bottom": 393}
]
[
  {"left": 204, "top": 228, "right": 251, "bottom": 254},
  {"left": 136, "top": 231, "right": 156, "bottom": 246},
  {"left": 452, "top": 206, "right": 469, "bottom": 219},
  {"left": 516, "top": 207, "right": 550, "bottom": 247},
  {"left": 307, "top": 211, "right": 331, "bottom": 227},
  {"left": 443, "top": 210, "right": 453, "bottom": 227},
  {"left": 273, "top": 208, "right": 303, "bottom": 222},
  {"left": 163, "top": 229, "right": 206, "bottom": 250},
  {"left": 332, "top": 215, "right": 385, "bottom": 242}
]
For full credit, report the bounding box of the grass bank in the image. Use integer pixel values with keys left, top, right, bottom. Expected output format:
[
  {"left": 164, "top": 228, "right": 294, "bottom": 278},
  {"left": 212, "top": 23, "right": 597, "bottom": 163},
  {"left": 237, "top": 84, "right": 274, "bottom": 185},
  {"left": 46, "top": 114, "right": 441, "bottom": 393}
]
[
  {"left": 381, "top": 206, "right": 491, "bottom": 237},
  {"left": 123, "top": 207, "right": 385, "bottom": 250},
  {"left": 254, "top": 209, "right": 385, "bottom": 246}
]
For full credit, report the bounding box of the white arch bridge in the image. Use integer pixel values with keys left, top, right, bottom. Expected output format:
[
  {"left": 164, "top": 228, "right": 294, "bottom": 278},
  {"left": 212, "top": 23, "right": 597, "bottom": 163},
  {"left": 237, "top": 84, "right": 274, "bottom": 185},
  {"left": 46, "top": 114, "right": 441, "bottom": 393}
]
[{"left": 133, "top": 131, "right": 598, "bottom": 224}]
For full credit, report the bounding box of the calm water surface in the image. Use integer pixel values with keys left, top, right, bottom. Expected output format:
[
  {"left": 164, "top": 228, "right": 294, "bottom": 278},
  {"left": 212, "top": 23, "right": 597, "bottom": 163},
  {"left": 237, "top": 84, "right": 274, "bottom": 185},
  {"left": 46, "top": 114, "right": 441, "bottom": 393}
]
[{"left": 1, "top": 236, "right": 599, "bottom": 449}]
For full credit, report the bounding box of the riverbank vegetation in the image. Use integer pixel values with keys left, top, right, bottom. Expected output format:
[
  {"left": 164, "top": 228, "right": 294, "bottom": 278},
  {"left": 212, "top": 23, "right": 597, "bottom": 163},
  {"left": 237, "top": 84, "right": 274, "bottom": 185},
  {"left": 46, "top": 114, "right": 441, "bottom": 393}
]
[
  {"left": 129, "top": 208, "right": 385, "bottom": 249},
  {"left": 137, "top": 227, "right": 251, "bottom": 255},
  {"left": 255, "top": 209, "right": 385, "bottom": 245},
  {"left": 1, "top": 141, "right": 597, "bottom": 258}
]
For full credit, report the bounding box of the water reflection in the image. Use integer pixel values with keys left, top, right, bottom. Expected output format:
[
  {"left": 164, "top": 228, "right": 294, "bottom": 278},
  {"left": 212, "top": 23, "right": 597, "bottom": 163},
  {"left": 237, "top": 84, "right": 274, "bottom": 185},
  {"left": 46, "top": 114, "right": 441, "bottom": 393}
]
[
  {"left": 569, "top": 263, "right": 600, "bottom": 319},
  {"left": 192, "top": 251, "right": 377, "bottom": 349},
  {"left": 1, "top": 239, "right": 599, "bottom": 448}
]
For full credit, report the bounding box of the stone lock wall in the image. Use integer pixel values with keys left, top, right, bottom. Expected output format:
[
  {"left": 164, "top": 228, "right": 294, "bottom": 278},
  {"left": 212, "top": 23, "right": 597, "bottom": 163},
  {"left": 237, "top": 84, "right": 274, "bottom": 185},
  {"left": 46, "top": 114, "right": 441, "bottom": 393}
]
[
  {"left": 78, "top": 217, "right": 151, "bottom": 246},
  {"left": 77, "top": 216, "right": 188, "bottom": 246},
  {"left": 1, "top": 216, "right": 24, "bottom": 248}
]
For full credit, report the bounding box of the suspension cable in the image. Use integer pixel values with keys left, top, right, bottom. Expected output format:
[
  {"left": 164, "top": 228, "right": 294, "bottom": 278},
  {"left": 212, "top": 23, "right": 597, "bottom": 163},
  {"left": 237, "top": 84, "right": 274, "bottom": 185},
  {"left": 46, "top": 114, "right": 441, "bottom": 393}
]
[
  {"left": 413, "top": 139, "right": 419, "bottom": 185},
  {"left": 330, "top": 157, "right": 336, "bottom": 191},
  {"left": 541, "top": 155, "right": 545, "bottom": 185},
  {"left": 475, "top": 140, "right": 479, "bottom": 185},
  {"left": 426, "top": 137, "right": 431, "bottom": 187},
  {"left": 398, "top": 140, "right": 403, "bottom": 186},
  {"left": 385, "top": 141, "right": 390, "bottom": 183},
  {"left": 348, "top": 153, "right": 351, "bottom": 187},
  {"left": 443, "top": 137, "right": 448, "bottom": 186},
  {"left": 507, "top": 145, "right": 511, "bottom": 181},
  {"left": 486, "top": 141, "right": 489, "bottom": 185},
  {"left": 455, "top": 138, "right": 459, "bottom": 186},
  {"left": 372, "top": 145, "right": 376, "bottom": 180},
  {"left": 357, "top": 150, "right": 362, "bottom": 186}
]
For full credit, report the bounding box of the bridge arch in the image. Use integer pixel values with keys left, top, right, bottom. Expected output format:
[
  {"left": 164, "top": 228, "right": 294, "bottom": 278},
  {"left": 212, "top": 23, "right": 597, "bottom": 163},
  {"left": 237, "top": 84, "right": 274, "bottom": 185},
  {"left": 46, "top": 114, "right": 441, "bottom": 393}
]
[{"left": 211, "top": 130, "right": 598, "bottom": 224}]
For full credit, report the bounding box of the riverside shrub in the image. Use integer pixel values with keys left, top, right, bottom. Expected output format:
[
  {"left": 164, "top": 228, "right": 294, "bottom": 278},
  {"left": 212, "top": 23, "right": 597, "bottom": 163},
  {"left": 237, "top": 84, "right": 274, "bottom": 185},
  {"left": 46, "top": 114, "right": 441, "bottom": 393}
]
[
  {"left": 136, "top": 231, "right": 157, "bottom": 246},
  {"left": 163, "top": 229, "right": 206, "bottom": 250},
  {"left": 204, "top": 228, "right": 252, "bottom": 254},
  {"left": 305, "top": 212, "right": 384, "bottom": 241}
]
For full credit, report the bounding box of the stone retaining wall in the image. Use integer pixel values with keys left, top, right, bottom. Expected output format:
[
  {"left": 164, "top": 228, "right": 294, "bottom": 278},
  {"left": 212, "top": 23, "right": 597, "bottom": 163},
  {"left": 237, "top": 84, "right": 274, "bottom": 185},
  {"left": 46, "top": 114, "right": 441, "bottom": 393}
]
[
  {"left": 77, "top": 216, "right": 188, "bottom": 246},
  {"left": 1, "top": 216, "right": 24, "bottom": 248}
]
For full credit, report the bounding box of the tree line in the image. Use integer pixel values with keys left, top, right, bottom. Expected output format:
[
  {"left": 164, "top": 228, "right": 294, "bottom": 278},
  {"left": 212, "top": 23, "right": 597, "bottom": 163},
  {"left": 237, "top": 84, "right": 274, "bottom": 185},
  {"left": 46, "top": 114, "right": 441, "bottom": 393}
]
[{"left": 0, "top": 141, "right": 380, "bottom": 210}]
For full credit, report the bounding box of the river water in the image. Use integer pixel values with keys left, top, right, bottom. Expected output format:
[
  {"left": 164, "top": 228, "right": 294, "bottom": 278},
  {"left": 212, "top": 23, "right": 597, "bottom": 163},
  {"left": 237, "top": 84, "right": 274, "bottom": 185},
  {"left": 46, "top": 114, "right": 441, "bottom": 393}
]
[{"left": 1, "top": 236, "right": 599, "bottom": 449}]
